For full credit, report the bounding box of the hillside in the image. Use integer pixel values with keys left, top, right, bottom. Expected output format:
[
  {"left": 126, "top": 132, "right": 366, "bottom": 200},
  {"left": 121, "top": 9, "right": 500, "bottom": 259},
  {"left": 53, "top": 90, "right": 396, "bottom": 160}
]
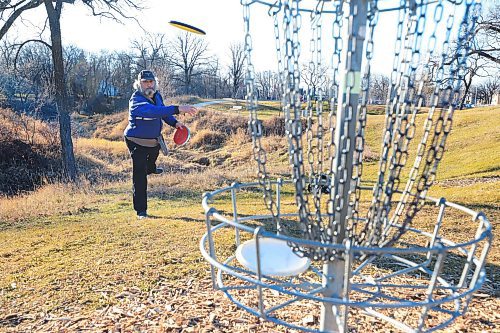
[{"left": 0, "top": 104, "right": 498, "bottom": 332}]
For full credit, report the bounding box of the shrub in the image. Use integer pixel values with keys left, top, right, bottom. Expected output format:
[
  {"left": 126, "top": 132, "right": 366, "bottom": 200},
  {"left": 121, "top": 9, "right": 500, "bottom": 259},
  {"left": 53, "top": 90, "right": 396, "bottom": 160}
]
[
  {"left": 92, "top": 111, "right": 129, "bottom": 141},
  {"left": 0, "top": 108, "right": 63, "bottom": 195},
  {"left": 262, "top": 116, "right": 308, "bottom": 136},
  {"left": 0, "top": 139, "right": 61, "bottom": 195},
  {"left": 262, "top": 117, "right": 287, "bottom": 136},
  {"left": 189, "top": 129, "right": 227, "bottom": 150},
  {"left": 187, "top": 109, "right": 248, "bottom": 135}
]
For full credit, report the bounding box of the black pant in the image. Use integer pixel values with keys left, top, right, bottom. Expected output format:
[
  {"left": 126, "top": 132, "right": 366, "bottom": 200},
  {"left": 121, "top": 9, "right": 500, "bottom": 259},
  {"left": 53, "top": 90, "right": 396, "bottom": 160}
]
[{"left": 125, "top": 138, "right": 160, "bottom": 214}]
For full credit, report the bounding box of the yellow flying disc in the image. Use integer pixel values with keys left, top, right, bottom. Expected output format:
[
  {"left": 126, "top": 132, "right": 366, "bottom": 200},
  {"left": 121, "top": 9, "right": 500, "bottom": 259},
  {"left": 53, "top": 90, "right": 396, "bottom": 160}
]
[{"left": 169, "top": 20, "right": 206, "bottom": 35}]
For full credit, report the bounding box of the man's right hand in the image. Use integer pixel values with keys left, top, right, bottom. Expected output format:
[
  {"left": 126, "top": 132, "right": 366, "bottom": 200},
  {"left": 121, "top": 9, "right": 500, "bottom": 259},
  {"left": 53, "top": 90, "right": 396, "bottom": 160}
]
[{"left": 179, "top": 105, "right": 198, "bottom": 116}]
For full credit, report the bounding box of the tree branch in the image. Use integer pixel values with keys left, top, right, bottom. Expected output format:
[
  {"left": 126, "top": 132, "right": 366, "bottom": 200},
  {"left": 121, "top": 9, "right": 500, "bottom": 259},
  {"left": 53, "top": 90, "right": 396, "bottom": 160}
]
[
  {"left": 80, "top": 0, "right": 144, "bottom": 31},
  {"left": 0, "top": 0, "right": 30, "bottom": 11},
  {"left": 472, "top": 50, "right": 500, "bottom": 64},
  {"left": 0, "top": 0, "right": 44, "bottom": 40}
]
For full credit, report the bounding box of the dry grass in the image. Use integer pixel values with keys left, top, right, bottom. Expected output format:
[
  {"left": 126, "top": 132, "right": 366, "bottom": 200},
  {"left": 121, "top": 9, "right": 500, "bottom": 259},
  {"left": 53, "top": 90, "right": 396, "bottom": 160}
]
[
  {"left": 75, "top": 137, "right": 128, "bottom": 157},
  {"left": 92, "top": 112, "right": 129, "bottom": 141},
  {"left": 189, "top": 129, "right": 227, "bottom": 150},
  {"left": 0, "top": 108, "right": 60, "bottom": 146},
  {"left": 0, "top": 181, "right": 103, "bottom": 227},
  {"left": 186, "top": 109, "right": 248, "bottom": 135},
  {"left": 0, "top": 109, "right": 63, "bottom": 194}
]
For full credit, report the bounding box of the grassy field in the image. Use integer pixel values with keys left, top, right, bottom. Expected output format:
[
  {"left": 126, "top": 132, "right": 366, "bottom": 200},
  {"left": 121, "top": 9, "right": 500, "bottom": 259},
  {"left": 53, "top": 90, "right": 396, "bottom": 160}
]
[{"left": 0, "top": 104, "right": 498, "bottom": 332}]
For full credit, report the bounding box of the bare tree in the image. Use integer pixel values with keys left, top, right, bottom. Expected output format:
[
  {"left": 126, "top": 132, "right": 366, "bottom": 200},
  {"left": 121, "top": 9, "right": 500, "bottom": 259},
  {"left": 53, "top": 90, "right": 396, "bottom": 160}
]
[
  {"left": 485, "top": 79, "right": 500, "bottom": 105},
  {"left": 476, "top": 78, "right": 500, "bottom": 104},
  {"left": 112, "top": 51, "right": 134, "bottom": 95},
  {"left": 130, "top": 33, "right": 175, "bottom": 96},
  {"left": 199, "top": 55, "right": 222, "bottom": 98},
  {"left": 228, "top": 43, "right": 245, "bottom": 99},
  {"left": 257, "top": 70, "right": 282, "bottom": 100},
  {"left": 256, "top": 71, "right": 271, "bottom": 100},
  {"left": 71, "top": 50, "right": 136, "bottom": 114},
  {"left": 456, "top": 53, "right": 495, "bottom": 109},
  {"left": 169, "top": 32, "right": 208, "bottom": 95},
  {"left": 64, "top": 45, "right": 86, "bottom": 103},
  {"left": 300, "top": 61, "right": 328, "bottom": 98},
  {"left": 472, "top": 3, "right": 500, "bottom": 65},
  {"left": 0, "top": 0, "right": 141, "bottom": 181},
  {"left": 64, "top": 45, "right": 85, "bottom": 80},
  {"left": 444, "top": 3, "right": 500, "bottom": 108},
  {"left": 15, "top": 42, "right": 54, "bottom": 111},
  {"left": 445, "top": 3, "right": 499, "bottom": 66},
  {"left": 154, "top": 66, "right": 176, "bottom": 98},
  {"left": 0, "top": 37, "right": 17, "bottom": 68},
  {"left": 370, "top": 73, "right": 390, "bottom": 105},
  {"left": 131, "top": 33, "right": 168, "bottom": 71},
  {"left": 256, "top": 70, "right": 281, "bottom": 100},
  {"left": 461, "top": 4, "right": 500, "bottom": 108},
  {"left": 209, "top": 56, "right": 221, "bottom": 98},
  {"left": 0, "top": 23, "right": 55, "bottom": 113}
]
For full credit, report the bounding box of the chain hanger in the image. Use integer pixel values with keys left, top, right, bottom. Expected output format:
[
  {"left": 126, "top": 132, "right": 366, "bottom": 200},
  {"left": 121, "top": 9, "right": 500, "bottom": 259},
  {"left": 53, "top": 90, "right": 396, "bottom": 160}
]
[{"left": 242, "top": 0, "right": 479, "bottom": 260}]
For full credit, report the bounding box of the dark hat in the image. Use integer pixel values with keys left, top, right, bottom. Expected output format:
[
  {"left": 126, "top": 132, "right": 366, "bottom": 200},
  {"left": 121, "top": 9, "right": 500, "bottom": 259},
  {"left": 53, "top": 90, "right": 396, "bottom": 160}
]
[{"left": 138, "top": 70, "right": 156, "bottom": 81}]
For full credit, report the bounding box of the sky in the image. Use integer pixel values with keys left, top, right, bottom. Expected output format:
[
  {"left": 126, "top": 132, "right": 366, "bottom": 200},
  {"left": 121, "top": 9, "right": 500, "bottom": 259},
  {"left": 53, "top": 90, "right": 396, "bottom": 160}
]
[
  {"left": 8, "top": 0, "right": 475, "bottom": 76},
  {"left": 60, "top": 0, "right": 247, "bottom": 61},
  {"left": 13, "top": 0, "right": 250, "bottom": 68}
]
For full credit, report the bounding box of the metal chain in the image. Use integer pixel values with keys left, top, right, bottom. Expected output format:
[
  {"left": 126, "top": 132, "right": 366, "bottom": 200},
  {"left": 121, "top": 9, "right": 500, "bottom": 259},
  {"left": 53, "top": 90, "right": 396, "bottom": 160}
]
[
  {"left": 351, "top": 0, "right": 378, "bottom": 246},
  {"left": 362, "top": 0, "right": 407, "bottom": 245},
  {"left": 304, "top": 0, "right": 327, "bottom": 260},
  {"left": 281, "top": 0, "right": 318, "bottom": 257},
  {"left": 271, "top": 1, "right": 284, "bottom": 111},
  {"left": 328, "top": 0, "right": 368, "bottom": 255},
  {"left": 387, "top": 0, "right": 480, "bottom": 247},
  {"left": 242, "top": 0, "right": 478, "bottom": 258},
  {"left": 325, "top": 0, "right": 343, "bottom": 258},
  {"left": 375, "top": 0, "right": 430, "bottom": 245},
  {"left": 242, "top": 0, "right": 279, "bottom": 225},
  {"left": 388, "top": 0, "right": 445, "bottom": 241}
]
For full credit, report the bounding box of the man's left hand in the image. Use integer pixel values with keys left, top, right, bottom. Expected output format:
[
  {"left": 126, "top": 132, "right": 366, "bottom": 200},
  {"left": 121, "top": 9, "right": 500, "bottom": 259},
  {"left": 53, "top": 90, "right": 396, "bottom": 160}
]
[{"left": 175, "top": 122, "right": 185, "bottom": 129}]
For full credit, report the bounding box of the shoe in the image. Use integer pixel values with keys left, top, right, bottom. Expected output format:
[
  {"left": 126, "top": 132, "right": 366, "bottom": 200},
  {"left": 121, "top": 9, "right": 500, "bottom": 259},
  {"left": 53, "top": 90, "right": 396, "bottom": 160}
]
[
  {"left": 137, "top": 211, "right": 149, "bottom": 219},
  {"left": 150, "top": 167, "right": 164, "bottom": 175}
]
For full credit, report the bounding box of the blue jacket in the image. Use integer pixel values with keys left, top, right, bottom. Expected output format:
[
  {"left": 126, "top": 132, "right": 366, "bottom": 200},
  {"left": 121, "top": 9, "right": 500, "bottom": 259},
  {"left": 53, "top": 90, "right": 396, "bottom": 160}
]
[{"left": 124, "top": 91, "right": 179, "bottom": 139}]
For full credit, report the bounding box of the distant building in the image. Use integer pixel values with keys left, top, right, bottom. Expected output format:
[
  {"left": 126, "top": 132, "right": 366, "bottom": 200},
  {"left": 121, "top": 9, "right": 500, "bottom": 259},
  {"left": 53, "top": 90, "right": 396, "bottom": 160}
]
[{"left": 98, "top": 80, "right": 120, "bottom": 97}]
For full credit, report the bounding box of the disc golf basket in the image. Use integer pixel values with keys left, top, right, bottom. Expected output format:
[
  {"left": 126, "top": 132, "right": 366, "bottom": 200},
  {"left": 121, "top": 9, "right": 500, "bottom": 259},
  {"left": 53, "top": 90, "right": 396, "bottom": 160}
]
[{"left": 200, "top": 0, "right": 492, "bottom": 332}]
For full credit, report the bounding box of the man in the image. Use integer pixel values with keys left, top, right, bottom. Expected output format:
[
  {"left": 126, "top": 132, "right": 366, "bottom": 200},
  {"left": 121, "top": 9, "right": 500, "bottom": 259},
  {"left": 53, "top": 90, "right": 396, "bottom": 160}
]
[{"left": 124, "top": 70, "right": 197, "bottom": 219}]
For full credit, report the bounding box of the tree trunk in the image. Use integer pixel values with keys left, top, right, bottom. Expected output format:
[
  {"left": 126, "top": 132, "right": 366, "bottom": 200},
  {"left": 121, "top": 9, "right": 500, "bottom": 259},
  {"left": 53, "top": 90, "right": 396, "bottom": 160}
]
[
  {"left": 184, "top": 69, "right": 190, "bottom": 95},
  {"left": 44, "top": 0, "right": 77, "bottom": 181},
  {"left": 459, "top": 76, "right": 472, "bottom": 110}
]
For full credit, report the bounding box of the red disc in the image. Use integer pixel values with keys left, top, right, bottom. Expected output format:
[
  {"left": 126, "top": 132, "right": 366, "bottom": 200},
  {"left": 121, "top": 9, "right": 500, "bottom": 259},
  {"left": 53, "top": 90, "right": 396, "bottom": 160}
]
[{"left": 173, "top": 126, "right": 190, "bottom": 146}]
